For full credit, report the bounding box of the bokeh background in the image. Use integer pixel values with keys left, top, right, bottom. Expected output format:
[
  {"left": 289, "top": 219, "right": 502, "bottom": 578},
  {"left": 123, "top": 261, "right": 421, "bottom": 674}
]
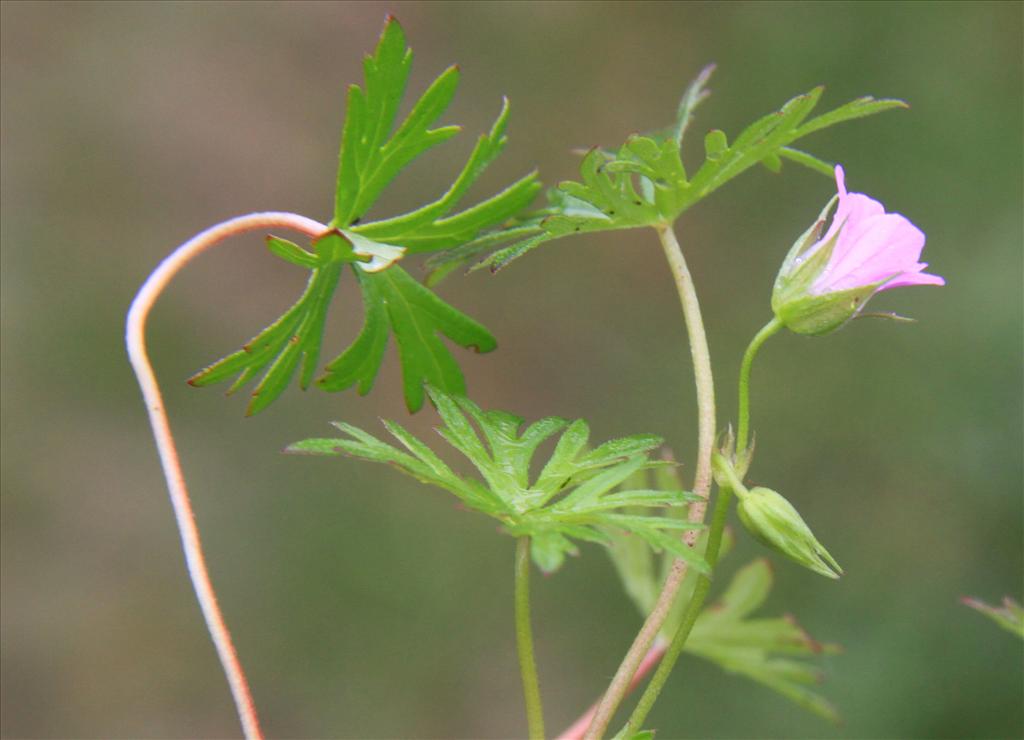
[{"left": 2, "top": 2, "right": 1021, "bottom": 738}]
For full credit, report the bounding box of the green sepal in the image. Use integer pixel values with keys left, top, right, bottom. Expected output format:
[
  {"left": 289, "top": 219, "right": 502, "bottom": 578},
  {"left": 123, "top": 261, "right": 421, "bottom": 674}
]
[
  {"left": 775, "top": 280, "right": 887, "bottom": 336},
  {"left": 771, "top": 194, "right": 838, "bottom": 306}
]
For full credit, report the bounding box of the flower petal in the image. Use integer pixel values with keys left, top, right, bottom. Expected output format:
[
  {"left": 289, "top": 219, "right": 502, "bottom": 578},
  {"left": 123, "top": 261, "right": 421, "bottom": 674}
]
[
  {"left": 815, "top": 212, "right": 926, "bottom": 292},
  {"left": 809, "top": 168, "right": 885, "bottom": 265},
  {"left": 881, "top": 266, "right": 945, "bottom": 289}
]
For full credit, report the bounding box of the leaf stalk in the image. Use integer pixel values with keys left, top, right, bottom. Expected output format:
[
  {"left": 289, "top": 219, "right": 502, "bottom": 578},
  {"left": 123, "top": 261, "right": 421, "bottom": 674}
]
[
  {"left": 515, "top": 537, "right": 546, "bottom": 740},
  {"left": 126, "top": 212, "right": 328, "bottom": 739}
]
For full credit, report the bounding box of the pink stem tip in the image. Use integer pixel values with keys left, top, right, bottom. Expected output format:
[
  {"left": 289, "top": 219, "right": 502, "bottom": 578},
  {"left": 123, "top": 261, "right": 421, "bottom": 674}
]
[{"left": 557, "top": 637, "right": 669, "bottom": 740}]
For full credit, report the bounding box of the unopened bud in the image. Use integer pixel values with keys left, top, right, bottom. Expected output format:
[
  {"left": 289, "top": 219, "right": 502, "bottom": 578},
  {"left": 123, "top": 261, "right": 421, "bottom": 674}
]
[{"left": 736, "top": 486, "right": 843, "bottom": 579}]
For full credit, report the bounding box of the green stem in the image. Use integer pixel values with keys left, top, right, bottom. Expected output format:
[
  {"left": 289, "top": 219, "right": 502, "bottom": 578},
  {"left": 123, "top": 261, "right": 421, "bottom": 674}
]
[
  {"left": 619, "top": 318, "right": 782, "bottom": 734},
  {"left": 622, "top": 484, "right": 734, "bottom": 736},
  {"left": 736, "top": 317, "right": 783, "bottom": 461},
  {"left": 515, "top": 537, "right": 545, "bottom": 740},
  {"left": 583, "top": 224, "right": 716, "bottom": 739}
]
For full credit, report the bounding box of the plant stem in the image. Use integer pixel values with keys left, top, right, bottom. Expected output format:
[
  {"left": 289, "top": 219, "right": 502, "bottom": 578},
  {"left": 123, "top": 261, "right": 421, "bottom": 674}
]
[
  {"left": 126, "top": 212, "right": 327, "bottom": 740},
  {"left": 736, "top": 317, "right": 783, "bottom": 459},
  {"left": 555, "top": 637, "right": 668, "bottom": 740},
  {"left": 618, "top": 318, "right": 782, "bottom": 734},
  {"left": 515, "top": 537, "right": 545, "bottom": 740},
  {"left": 622, "top": 484, "right": 734, "bottom": 735},
  {"left": 583, "top": 224, "right": 716, "bottom": 739}
]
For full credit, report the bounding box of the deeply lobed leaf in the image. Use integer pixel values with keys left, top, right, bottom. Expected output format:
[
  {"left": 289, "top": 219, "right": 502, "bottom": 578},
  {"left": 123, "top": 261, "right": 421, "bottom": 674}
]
[
  {"left": 430, "top": 68, "right": 906, "bottom": 277},
  {"left": 686, "top": 559, "right": 842, "bottom": 723},
  {"left": 187, "top": 231, "right": 390, "bottom": 415},
  {"left": 289, "top": 388, "right": 705, "bottom": 573},
  {"left": 318, "top": 265, "right": 497, "bottom": 413},
  {"left": 191, "top": 17, "right": 538, "bottom": 414}
]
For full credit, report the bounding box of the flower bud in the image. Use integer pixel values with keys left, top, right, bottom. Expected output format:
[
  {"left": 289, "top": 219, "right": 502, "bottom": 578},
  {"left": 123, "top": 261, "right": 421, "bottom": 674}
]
[
  {"left": 771, "top": 165, "right": 943, "bottom": 336},
  {"left": 736, "top": 486, "right": 842, "bottom": 579}
]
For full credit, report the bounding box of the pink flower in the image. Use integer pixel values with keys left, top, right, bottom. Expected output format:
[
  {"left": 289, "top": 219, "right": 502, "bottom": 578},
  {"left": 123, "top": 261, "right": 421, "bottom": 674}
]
[
  {"left": 809, "top": 165, "right": 944, "bottom": 294},
  {"left": 772, "top": 165, "right": 944, "bottom": 335}
]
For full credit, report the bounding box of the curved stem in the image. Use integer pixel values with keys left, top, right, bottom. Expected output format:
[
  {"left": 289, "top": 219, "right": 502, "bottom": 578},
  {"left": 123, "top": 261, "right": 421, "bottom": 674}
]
[
  {"left": 620, "top": 317, "right": 782, "bottom": 734},
  {"left": 126, "top": 212, "right": 328, "bottom": 739},
  {"left": 515, "top": 537, "right": 545, "bottom": 740},
  {"left": 555, "top": 637, "right": 668, "bottom": 740},
  {"left": 583, "top": 224, "right": 716, "bottom": 739},
  {"left": 736, "top": 317, "right": 783, "bottom": 459},
  {"left": 622, "top": 484, "right": 734, "bottom": 735}
]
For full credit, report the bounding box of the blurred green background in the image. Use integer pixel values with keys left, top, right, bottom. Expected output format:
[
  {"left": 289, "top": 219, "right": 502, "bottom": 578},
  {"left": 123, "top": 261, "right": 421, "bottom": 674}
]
[{"left": 2, "top": 1, "right": 1021, "bottom": 738}]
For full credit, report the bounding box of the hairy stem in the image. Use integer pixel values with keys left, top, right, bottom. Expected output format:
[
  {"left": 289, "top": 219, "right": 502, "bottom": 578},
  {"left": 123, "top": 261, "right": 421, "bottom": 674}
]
[
  {"left": 619, "top": 317, "right": 782, "bottom": 733},
  {"left": 736, "top": 317, "right": 783, "bottom": 459},
  {"left": 126, "top": 212, "right": 328, "bottom": 739},
  {"left": 583, "top": 224, "right": 716, "bottom": 739},
  {"left": 622, "top": 484, "right": 733, "bottom": 735},
  {"left": 515, "top": 537, "right": 545, "bottom": 740}
]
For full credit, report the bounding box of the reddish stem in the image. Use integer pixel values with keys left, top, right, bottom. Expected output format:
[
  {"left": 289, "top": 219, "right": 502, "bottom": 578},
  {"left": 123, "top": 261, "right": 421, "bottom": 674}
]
[
  {"left": 126, "top": 212, "right": 327, "bottom": 739},
  {"left": 556, "top": 637, "right": 668, "bottom": 740}
]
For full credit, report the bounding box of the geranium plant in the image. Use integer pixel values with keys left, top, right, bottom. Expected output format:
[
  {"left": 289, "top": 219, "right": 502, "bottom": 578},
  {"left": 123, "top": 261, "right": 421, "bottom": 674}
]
[{"left": 126, "top": 17, "right": 943, "bottom": 739}]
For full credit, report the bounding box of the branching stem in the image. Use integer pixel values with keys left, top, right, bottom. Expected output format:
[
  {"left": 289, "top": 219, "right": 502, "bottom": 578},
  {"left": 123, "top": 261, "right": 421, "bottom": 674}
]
[
  {"left": 618, "top": 317, "right": 782, "bottom": 733},
  {"left": 515, "top": 537, "right": 545, "bottom": 740},
  {"left": 556, "top": 637, "right": 668, "bottom": 740},
  {"left": 582, "top": 224, "right": 716, "bottom": 739},
  {"left": 622, "top": 483, "right": 733, "bottom": 734},
  {"left": 126, "top": 212, "right": 328, "bottom": 740}
]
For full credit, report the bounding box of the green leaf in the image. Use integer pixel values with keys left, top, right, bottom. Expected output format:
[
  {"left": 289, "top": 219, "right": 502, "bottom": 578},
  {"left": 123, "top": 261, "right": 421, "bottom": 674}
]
[
  {"left": 962, "top": 596, "right": 1024, "bottom": 638},
  {"left": 291, "top": 389, "right": 701, "bottom": 573},
  {"left": 796, "top": 96, "right": 908, "bottom": 137},
  {"left": 581, "top": 434, "right": 664, "bottom": 469},
  {"left": 285, "top": 438, "right": 346, "bottom": 456},
  {"left": 438, "top": 74, "right": 906, "bottom": 274},
  {"left": 607, "top": 507, "right": 841, "bottom": 724},
  {"left": 704, "top": 129, "right": 729, "bottom": 160},
  {"left": 187, "top": 230, "right": 403, "bottom": 415},
  {"left": 318, "top": 267, "right": 497, "bottom": 413},
  {"left": 333, "top": 19, "right": 450, "bottom": 226},
  {"left": 778, "top": 147, "right": 834, "bottom": 176},
  {"left": 671, "top": 63, "right": 715, "bottom": 146},
  {"left": 534, "top": 419, "right": 592, "bottom": 495},
  {"left": 189, "top": 234, "right": 347, "bottom": 415},
  {"left": 191, "top": 18, "right": 537, "bottom": 414},
  {"left": 266, "top": 236, "right": 319, "bottom": 269},
  {"left": 353, "top": 98, "right": 541, "bottom": 250},
  {"left": 553, "top": 455, "right": 650, "bottom": 511},
  {"left": 685, "top": 559, "right": 842, "bottom": 723}
]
